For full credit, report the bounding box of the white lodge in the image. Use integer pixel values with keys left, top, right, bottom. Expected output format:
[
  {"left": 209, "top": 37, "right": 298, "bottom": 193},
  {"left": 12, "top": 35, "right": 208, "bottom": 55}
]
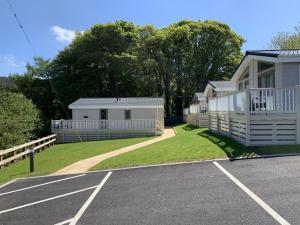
[
  {"left": 51, "top": 97, "right": 164, "bottom": 143},
  {"left": 208, "top": 49, "right": 300, "bottom": 146}
]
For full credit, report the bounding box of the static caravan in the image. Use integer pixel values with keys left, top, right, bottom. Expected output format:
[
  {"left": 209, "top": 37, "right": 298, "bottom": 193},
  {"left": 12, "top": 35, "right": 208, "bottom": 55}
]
[
  {"left": 52, "top": 97, "right": 164, "bottom": 143},
  {"left": 208, "top": 49, "right": 300, "bottom": 146}
]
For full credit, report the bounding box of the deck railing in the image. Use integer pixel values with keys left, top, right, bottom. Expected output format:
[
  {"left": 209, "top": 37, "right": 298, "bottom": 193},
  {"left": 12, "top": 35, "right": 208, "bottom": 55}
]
[
  {"left": 51, "top": 119, "right": 163, "bottom": 132},
  {"left": 249, "top": 88, "right": 295, "bottom": 112},
  {"left": 208, "top": 87, "right": 296, "bottom": 113},
  {"left": 189, "top": 103, "right": 208, "bottom": 114},
  {"left": 209, "top": 91, "right": 247, "bottom": 112}
]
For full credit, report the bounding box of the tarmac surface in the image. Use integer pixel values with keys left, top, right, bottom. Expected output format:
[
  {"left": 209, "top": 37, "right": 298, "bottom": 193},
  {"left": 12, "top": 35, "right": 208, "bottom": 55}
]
[{"left": 1, "top": 156, "right": 300, "bottom": 225}]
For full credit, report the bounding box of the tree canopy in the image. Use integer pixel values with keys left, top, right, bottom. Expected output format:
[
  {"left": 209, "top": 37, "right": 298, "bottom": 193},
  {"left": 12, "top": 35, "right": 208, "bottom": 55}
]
[
  {"left": 0, "top": 89, "right": 41, "bottom": 149},
  {"left": 12, "top": 20, "right": 244, "bottom": 133},
  {"left": 270, "top": 23, "right": 300, "bottom": 49}
]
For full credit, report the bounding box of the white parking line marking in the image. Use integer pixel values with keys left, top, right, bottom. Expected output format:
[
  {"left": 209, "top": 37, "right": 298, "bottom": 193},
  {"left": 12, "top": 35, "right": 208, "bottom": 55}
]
[
  {"left": 0, "top": 174, "right": 86, "bottom": 196},
  {"left": 0, "top": 185, "right": 97, "bottom": 215},
  {"left": 0, "top": 179, "right": 17, "bottom": 189},
  {"left": 54, "top": 218, "right": 73, "bottom": 225},
  {"left": 213, "top": 161, "right": 290, "bottom": 225},
  {"left": 70, "top": 172, "right": 112, "bottom": 225}
]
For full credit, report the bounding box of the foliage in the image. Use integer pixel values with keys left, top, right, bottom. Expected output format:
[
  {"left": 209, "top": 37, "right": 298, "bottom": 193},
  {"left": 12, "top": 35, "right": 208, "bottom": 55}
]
[
  {"left": 270, "top": 23, "right": 300, "bottom": 49},
  {"left": 0, "top": 76, "right": 15, "bottom": 90},
  {"left": 12, "top": 20, "right": 244, "bottom": 133},
  {"left": 11, "top": 58, "right": 62, "bottom": 136},
  {"left": 0, "top": 89, "right": 41, "bottom": 149},
  {"left": 0, "top": 136, "right": 151, "bottom": 185}
]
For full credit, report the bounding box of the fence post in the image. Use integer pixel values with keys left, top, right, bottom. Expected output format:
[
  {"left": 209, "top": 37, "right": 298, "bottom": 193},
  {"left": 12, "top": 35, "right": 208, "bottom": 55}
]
[
  {"left": 216, "top": 96, "right": 220, "bottom": 133},
  {"left": 29, "top": 147, "right": 35, "bottom": 173},
  {"left": 228, "top": 95, "right": 231, "bottom": 137},
  {"left": 0, "top": 155, "right": 2, "bottom": 170},
  {"left": 245, "top": 89, "right": 251, "bottom": 146},
  {"left": 295, "top": 86, "right": 300, "bottom": 144}
]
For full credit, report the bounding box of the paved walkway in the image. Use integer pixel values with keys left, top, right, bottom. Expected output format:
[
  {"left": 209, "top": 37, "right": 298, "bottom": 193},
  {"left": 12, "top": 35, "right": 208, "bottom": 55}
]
[{"left": 52, "top": 128, "right": 176, "bottom": 175}]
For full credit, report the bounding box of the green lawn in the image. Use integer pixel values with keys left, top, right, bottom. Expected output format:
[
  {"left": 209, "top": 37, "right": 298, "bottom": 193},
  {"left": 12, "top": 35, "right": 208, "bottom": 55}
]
[
  {"left": 0, "top": 136, "right": 151, "bottom": 185},
  {"left": 91, "top": 124, "right": 227, "bottom": 170},
  {"left": 91, "top": 124, "right": 300, "bottom": 171}
]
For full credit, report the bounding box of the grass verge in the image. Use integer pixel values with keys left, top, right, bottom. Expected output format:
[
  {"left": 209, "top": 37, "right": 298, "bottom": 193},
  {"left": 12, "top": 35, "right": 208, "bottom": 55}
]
[
  {"left": 0, "top": 136, "right": 151, "bottom": 185},
  {"left": 91, "top": 124, "right": 227, "bottom": 170},
  {"left": 91, "top": 124, "right": 300, "bottom": 171}
]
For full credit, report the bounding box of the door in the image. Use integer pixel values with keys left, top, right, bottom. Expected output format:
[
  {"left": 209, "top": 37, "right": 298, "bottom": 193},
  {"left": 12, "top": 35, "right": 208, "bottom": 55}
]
[
  {"left": 256, "top": 70, "right": 275, "bottom": 110},
  {"left": 99, "top": 109, "right": 108, "bottom": 129}
]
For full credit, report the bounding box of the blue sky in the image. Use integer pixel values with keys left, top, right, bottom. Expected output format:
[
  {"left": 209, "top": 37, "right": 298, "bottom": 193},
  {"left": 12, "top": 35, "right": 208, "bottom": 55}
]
[{"left": 1, "top": 0, "right": 300, "bottom": 76}]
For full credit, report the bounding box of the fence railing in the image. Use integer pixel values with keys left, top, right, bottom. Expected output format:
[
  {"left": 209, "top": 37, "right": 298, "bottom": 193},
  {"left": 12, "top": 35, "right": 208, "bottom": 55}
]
[
  {"left": 249, "top": 88, "right": 295, "bottom": 112},
  {"left": 189, "top": 103, "right": 208, "bottom": 114},
  {"left": 209, "top": 91, "right": 246, "bottom": 112},
  {"left": 51, "top": 119, "right": 163, "bottom": 132},
  {"left": 0, "top": 134, "right": 56, "bottom": 168},
  {"left": 208, "top": 87, "right": 296, "bottom": 113}
]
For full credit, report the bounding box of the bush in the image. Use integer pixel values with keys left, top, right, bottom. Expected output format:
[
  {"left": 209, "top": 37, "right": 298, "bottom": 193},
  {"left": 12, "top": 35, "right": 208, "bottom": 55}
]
[{"left": 0, "top": 89, "right": 41, "bottom": 149}]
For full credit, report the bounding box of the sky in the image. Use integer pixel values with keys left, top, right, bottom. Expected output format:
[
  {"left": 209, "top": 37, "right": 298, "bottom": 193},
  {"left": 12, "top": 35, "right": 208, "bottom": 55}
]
[{"left": 1, "top": 0, "right": 300, "bottom": 76}]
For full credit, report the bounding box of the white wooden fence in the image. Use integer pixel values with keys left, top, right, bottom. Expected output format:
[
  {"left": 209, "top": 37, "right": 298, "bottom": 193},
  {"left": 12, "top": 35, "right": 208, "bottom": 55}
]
[
  {"left": 208, "top": 87, "right": 300, "bottom": 146},
  {"left": 249, "top": 88, "right": 295, "bottom": 112},
  {"left": 0, "top": 134, "right": 56, "bottom": 169},
  {"left": 51, "top": 119, "right": 163, "bottom": 132},
  {"left": 208, "top": 88, "right": 296, "bottom": 113},
  {"left": 189, "top": 103, "right": 208, "bottom": 113}
]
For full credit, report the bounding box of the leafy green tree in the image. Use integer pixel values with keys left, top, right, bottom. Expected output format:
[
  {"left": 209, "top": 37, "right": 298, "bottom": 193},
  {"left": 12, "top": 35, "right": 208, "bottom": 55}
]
[
  {"left": 12, "top": 20, "right": 244, "bottom": 126},
  {"left": 0, "top": 89, "right": 41, "bottom": 149},
  {"left": 12, "top": 58, "right": 62, "bottom": 135},
  {"left": 270, "top": 23, "right": 300, "bottom": 49}
]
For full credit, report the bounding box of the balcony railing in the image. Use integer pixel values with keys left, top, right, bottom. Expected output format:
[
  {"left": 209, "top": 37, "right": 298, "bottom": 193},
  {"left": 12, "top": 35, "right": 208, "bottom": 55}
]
[
  {"left": 208, "top": 87, "right": 296, "bottom": 113},
  {"left": 249, "top": 88, "right": 295, "bottom": 112},
  {"left": 51, "top": 119, "right": 163, "bottom": 132},
  {"left": 189, "top": 103, "right": 208, "bottom": 114}
]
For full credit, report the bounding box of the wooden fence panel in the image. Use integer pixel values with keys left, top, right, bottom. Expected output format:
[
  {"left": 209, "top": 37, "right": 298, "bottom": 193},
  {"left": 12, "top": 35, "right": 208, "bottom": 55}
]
[{"left": 0, "top": 134, "right": 56, "bottom": 168}]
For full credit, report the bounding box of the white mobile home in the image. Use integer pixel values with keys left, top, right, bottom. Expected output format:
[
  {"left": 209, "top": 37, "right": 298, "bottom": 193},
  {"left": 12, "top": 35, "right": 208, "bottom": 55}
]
[
  {"left": 204, "top": 81, "right": 236, "bottom": 97},
  {"left": 52, "top": 97, "right": 164, "bottom": 143},
  {"left": 184, "top": 92, "right": 209, "bottom": 127},
  {"left": 208, "top": 49, "right": 300, "bottom": 146}
]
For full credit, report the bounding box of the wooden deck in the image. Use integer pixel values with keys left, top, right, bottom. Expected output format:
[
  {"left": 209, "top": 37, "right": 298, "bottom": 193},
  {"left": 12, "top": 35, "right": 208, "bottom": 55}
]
[
  {"left": 208, "top": 87, "right": 300, "bottom": 146},
  {"left": 51, "top": 119, "right": 164, "bottom": 143}
]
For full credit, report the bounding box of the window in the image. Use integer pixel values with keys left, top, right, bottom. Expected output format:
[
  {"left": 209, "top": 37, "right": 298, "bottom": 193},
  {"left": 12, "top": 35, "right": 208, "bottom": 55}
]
[
  {"left": 257, "top": 61, "right": 275, "bottom": 88},
  {"left": 238, "top": 69, "right": 249, "bottom": 91},
  {"left": 244, "top": 80, "right": 249, "bottom": 89},
  {"left": 83, "top": 116, "right": 88, "bottom": 119},
  {"left": 258, "top": 70, "right": 275, "bottom": 88},
  {"left": 238, "top": 82, "right": 243, "bottom": 91},
  {"left": 125, "top": 110, "right": 131, "bottom": 120},
  {"left": 100, "top": 109, "right": 108, "bottom": 120},
  {"left": 258, "top": 62, "right": 274, "bottom": 73}
]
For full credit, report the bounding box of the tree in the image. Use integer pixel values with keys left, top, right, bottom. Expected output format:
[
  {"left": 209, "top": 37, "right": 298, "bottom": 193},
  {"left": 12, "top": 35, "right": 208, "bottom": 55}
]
[
  {"left": 140, "top": 20, "right": 244, "bottom": 117},
  {"left": 270, "top": 23, "right": 300, "bottom": 49},
  {"left": 12, "top": 57, "right": 62, "bottom": 135},
  {"left": 12, "top": 20, "right": 244, "bottom": 128},
  {"left": 0, "top": 89, "right": 41, "bottom": 149}
]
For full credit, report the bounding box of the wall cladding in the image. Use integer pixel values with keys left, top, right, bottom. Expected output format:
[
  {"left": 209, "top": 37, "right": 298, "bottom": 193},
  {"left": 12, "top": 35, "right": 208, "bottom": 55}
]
[
  {"left": 209, "top": 112, "right": 297, "bottom": 146},
  {"left": 249, "top": 114, "right": 297, "bottom": 146},
  {"left": 209, "top": 112, "right": 246, "bottom": 144},
  {"left": 186, "top": 113, "right": 209, "bottom": 128}
]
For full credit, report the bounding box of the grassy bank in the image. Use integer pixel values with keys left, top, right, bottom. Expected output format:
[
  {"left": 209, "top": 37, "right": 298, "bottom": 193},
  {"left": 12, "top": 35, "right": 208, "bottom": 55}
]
[
  {"left": 92, "top": 124, "right": 300, "bottom": 171},
  {"left": 0, "top": 136, "right": 151, "bottom": 185}
]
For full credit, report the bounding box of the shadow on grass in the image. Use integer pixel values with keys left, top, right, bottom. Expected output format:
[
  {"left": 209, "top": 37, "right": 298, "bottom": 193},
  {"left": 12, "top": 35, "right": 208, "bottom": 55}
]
[
  {"left": 198, "top": 130, "right": 300, "bottom": 159},
  {"left": 182, "top": 124, "right": 198, "bottom": 131}
]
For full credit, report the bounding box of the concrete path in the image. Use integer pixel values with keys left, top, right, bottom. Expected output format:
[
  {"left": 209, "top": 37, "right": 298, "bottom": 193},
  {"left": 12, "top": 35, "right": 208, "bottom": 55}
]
[{"left": 52, "top": 128, "right": 176, "bottom": 175}]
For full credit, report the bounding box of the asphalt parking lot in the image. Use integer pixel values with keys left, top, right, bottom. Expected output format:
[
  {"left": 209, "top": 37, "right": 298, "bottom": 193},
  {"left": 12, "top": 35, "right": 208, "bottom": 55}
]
[{"left": 1, "top": 156, "right": 300, "bottom": 225}]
